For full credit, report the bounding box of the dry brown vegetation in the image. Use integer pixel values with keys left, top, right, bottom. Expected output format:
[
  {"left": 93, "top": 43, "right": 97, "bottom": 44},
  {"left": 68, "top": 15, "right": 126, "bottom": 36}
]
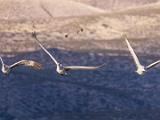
[{"left": 0, "top": 0, "right": 160, "bottom": 55}]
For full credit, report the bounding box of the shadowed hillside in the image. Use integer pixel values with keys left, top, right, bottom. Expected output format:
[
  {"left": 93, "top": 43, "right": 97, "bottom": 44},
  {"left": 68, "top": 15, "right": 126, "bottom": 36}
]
[{"left": 0, "top": 48, "right": 160, "bottom": 120}]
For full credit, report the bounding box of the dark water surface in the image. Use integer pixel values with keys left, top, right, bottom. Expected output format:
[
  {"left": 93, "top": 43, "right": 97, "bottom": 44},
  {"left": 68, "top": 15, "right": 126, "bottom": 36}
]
[{"left": 0, "top": 48, "right": 160, "bottom": 120}]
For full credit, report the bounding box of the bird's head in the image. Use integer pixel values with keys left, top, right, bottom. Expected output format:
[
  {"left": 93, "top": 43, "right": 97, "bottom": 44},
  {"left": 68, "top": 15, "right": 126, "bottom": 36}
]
[
  {"left": 136, "top": 66, "right": 145, "bottom": 75},
  {"left": 57, "top": 63, "right": 63, "bottom": 68}
]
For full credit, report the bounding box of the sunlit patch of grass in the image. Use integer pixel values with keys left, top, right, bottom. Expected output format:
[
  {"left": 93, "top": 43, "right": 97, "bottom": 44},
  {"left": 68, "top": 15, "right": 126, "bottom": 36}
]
[{"left": 0, "top": 22, "right": 46, "bottom": 33}]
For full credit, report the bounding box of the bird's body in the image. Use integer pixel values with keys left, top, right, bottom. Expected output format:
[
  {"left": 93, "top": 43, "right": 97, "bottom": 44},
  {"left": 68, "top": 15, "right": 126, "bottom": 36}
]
[
  {"left": 32, "top": 31, "right": 104, "bottom": 75},
  {"left": 123, "top": 35, "right": 160, "bottom": 75},
  {"left": 1, "top": 64, "right": 10, "bottom": 75},
  {"left": 136, "top": 65, "right": 145, "bottom": 75},
  {"left": 0, "top": 57, "right": 42, "bottom": 75},
  {"left": 56, "top": 63, "right": 66, "bottom": 75}
]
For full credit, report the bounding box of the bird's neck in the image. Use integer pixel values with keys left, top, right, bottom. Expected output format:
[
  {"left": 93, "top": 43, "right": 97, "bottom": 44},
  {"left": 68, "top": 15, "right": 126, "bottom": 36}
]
[
  {"left": 0, "top": 57, "right": 11, "bottom": 74},
  {"left": 0, "top": 57, "right": 4, "bottom": 66},
  {"left": 2, "top": 64, "right": 10, "bottom": 74}
]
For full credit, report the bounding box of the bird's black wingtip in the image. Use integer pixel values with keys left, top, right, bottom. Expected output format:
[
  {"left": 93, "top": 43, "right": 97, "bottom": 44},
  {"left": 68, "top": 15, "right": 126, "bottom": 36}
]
[{"left": 32, "top": 31, "right": 37, "bottom": 38}]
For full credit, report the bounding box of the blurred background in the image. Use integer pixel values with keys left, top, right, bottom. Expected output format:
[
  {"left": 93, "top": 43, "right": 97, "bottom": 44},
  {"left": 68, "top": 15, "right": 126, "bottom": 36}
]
[{"left": 0, "top": 0, "right": 160, "bottom": 119}]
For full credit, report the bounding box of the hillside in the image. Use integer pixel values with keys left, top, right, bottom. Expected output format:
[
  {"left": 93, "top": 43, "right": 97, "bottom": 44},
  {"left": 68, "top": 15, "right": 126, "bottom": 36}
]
[
  {"left": 0, "top": 0, "right": 160, "bottom": 54},
  {"left": 71, "top": 0, "right": 160, "bottom": 11},
  {"left": 112, "top": 1, "right": 160, "bottom": 15},
  {"left": 0, "top": 0, "right": 105, "bottom": 21}
]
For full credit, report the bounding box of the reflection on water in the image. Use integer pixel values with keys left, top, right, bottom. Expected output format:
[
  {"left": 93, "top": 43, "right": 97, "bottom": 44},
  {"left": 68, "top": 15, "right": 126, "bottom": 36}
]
[{"left": 0, "top": 48, "right": 160, "bottom": 120}]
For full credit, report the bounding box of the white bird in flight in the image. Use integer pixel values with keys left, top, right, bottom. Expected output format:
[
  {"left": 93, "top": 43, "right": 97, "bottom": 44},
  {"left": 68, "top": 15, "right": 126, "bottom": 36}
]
[
  {"left": 32, "top": 31, "right": 104, "bottom": 75},
  {"left": 123, "top": 34, "right": 160, "bottom": 75},
  {"left": 0, "top": 57, "right": 42, "bottom": 75}
]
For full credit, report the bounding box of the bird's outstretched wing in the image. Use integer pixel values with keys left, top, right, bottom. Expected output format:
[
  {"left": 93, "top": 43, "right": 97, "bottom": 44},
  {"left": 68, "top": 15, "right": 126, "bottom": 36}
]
[
  {"left": 10, "top": 60, "right": 42, "bottom": 70},
  {"left": 63, "top": 64, "right": 104, "bottom": 71},
  {"left": 146, "top": 60, "right": 160, "bottom": 70},
  {"left": 0, "top": 56, "right": 4, "bottom": 65},
  {"left": 124, "top": 36, "right": 142, "bottom": 69},
  {"left": 32, "top": 31, "right": 59, "bottom": 65}
]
